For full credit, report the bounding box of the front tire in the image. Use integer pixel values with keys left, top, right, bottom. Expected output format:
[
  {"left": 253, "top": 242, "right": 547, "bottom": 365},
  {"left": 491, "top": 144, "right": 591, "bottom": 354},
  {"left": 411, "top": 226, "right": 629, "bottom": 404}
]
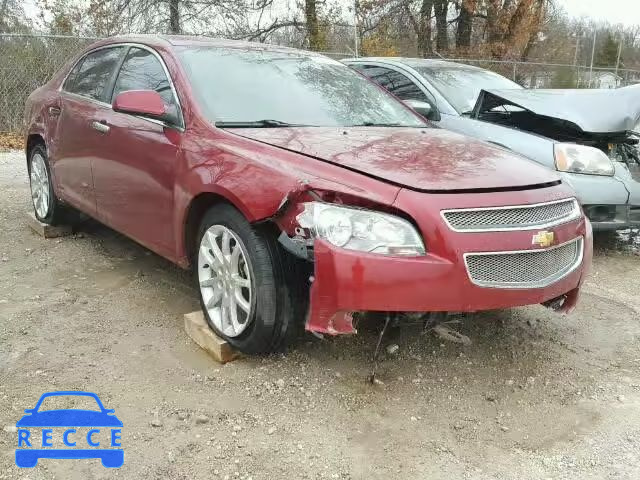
[
  {"left": 195, "top": 204, "right": 300, "bottom": 354},
  {"left": 28, "top": 145, "right": 66, "bottom": 225}
]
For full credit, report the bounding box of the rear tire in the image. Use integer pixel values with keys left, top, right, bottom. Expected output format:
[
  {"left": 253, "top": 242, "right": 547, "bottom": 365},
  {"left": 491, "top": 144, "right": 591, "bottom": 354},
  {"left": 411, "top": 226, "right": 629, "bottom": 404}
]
[
  {"left": 28, "top": 145, "right": 67, "bottom": 225},
  {"left": 195, "top": 204, "right": 301, "bottom": 354}
]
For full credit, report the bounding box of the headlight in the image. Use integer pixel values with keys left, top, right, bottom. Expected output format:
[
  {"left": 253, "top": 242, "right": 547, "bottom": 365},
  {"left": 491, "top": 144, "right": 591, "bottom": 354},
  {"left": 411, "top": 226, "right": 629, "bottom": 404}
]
[
  {"left": 296, "top": 202, "right": 425, "bottom": 256},
  {"left": 554, "top": 143, "right": 614, "bottom": 176}
]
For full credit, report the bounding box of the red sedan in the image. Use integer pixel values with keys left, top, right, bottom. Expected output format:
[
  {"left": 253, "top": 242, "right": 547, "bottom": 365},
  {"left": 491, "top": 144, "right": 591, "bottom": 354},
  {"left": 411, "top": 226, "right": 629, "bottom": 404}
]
[{"left": 24, "top": 36, "right": 592, "bottom": 353}]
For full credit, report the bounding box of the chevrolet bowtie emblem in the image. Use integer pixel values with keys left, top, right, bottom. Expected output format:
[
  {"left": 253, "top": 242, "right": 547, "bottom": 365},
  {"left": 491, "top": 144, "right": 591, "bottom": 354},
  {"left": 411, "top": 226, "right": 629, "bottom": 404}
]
[{"left": 532, "top": 230, "right": 555, "bottom": 248}]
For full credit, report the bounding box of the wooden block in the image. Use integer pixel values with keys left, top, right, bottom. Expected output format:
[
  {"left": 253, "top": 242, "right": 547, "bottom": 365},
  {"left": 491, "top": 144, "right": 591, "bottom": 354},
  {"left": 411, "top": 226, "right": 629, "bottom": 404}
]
[
  {"left": 27, "top": 212, "right": 73, "bottom": 239},
  {"left": 184, "top": 311, "right": 238, "bottom": 364}
]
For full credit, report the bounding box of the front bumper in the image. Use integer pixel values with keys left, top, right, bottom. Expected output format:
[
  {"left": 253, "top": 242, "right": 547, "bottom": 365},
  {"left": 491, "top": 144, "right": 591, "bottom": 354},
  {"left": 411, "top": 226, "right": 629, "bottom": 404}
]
[
  {"left": 306, "top": 185, "right": 593, "bottom": 335},
  {"left": 560, "top": 165, "right": 640, "bottom": 230}
]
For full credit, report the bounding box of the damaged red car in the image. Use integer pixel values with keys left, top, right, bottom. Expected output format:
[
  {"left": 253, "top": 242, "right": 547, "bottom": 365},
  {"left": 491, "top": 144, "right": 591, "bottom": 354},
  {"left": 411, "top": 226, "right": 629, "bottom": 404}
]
[{"left": 25, "top": 36, "right": 593, "bottom": 353}]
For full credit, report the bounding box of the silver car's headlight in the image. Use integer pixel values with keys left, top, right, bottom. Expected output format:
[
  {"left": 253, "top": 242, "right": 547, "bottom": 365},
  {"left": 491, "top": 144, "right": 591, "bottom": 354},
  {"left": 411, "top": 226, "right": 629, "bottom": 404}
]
[
  {"left": 296, "top": 202, "right": 425, "bottom": 256},
  {"left": 554, "top": 143, "right": 614, "bottom": 176}
]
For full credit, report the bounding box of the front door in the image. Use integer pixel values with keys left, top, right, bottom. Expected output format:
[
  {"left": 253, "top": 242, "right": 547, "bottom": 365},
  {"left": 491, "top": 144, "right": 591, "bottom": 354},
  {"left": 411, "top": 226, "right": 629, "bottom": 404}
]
[{"left": 92, "top": 46, "right": 184, "bottom": 259}]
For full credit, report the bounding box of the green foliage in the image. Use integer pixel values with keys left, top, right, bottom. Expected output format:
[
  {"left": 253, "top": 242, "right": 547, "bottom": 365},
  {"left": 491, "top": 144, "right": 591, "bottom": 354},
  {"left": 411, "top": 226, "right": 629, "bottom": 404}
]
[
  {"left": 595, "top": 32, "right": 621, "bottom": 68},
  {"left": 552, "top": 67, "right": 578, "bottom": 88}
]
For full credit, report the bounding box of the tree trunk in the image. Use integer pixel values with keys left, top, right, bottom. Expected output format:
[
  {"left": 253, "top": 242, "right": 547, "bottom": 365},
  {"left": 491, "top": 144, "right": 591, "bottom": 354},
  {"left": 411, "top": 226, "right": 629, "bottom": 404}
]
[
  {"left": 169, "top": 0, "right": 181, "bottom": 34},
  {"left": 417, "top": 0, "right": 434, "bottom": 57},
  {"left": 485, "top": 0, "right": 501, "bottom": 43},
  {"left": 456, "top": 0, "right": 476, "bottom": 49},
  {"left": 434, "top": 0, "right": 449, "bottom": 51},
  {"left": 305, "top": 0, "right": 321, "bottom": 51}
]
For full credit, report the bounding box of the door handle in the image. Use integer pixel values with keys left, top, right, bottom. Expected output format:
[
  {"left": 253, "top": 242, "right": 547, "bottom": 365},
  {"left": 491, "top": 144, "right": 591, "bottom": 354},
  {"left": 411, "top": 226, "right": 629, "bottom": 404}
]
[
  {"left": 91, "top": 120, "right": 110, "bottom": 134},
  {"left": 48, "top": 106, "right": 61, "bottom": 117}
]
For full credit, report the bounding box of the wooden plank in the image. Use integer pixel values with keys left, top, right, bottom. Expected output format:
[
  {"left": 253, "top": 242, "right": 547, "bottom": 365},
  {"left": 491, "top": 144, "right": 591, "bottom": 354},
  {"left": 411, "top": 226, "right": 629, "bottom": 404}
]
[
  {"left": 27, "top": 213, "right": 72, "bottom": 239},
  {"left": 183, "top": 311, "right": 238, "bottom": 364}
]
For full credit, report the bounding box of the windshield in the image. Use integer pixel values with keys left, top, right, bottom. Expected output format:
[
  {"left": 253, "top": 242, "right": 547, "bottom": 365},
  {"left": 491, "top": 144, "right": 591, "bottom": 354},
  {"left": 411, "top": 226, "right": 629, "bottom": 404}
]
[
  {"left": 415, "top": 66, "right": 522, "bottom": 114},
  {"left": 177, "top": 47, "right": 425, "bottom": 128}
]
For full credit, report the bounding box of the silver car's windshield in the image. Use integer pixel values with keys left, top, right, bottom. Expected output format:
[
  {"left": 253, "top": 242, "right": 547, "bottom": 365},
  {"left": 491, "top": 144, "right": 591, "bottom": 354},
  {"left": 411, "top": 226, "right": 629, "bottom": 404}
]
[
  {"left": 178, "top": 47, "right": 426, "bottom": 128},
  {"left": 416, "top": 66, "right": 522, "bottom": 114}
]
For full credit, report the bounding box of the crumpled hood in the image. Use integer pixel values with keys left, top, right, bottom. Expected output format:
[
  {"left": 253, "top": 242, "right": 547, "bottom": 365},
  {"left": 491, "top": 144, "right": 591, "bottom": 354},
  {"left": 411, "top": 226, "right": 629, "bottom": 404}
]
[
  {"left": 230, "top": 127, "right": 560, "bottom": 192},
  {"left": 474, "top": 85, "right": 640, "bottom": 134}
]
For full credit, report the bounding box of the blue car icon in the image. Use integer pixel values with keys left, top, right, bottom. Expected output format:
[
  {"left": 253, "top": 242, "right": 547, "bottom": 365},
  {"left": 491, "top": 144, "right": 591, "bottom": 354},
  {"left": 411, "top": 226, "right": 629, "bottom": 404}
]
[{"left": 15, "top": 391, "right": 123, "bottom": 468}]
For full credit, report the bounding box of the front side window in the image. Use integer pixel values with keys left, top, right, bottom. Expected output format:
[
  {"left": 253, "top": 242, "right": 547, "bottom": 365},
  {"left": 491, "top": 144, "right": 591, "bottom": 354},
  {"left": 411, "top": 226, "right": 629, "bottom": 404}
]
[
  {"left": 177, "top": 47, "right": 425, "bottom": 128},
  {"left": 112, "top": 48, "right": 179, "bottom": 111},
  {"left": 357, "top": 65, "right": 431, "bottom": 104},
  {"left": 65, "top": 47, "right": 123, "bottom": 101}
]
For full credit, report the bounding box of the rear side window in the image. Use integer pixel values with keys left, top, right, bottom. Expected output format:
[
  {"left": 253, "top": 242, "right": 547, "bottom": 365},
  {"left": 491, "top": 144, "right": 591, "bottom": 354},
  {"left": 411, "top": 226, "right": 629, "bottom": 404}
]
[
  {"left": 111, "top": 47, "right": 180, "bottom": 122},
  {"left": 65, "top": 47, "right": 123, "bottom": 101}
]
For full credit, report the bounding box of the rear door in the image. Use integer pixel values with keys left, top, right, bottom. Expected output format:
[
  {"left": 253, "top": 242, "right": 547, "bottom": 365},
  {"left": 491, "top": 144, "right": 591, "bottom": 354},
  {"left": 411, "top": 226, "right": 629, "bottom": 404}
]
[
  {"left": 92, "top": 46, "right": 183, "bottom": 259},
  {"left": 55, "top": 46, "right": 125, "bottom": 215}
]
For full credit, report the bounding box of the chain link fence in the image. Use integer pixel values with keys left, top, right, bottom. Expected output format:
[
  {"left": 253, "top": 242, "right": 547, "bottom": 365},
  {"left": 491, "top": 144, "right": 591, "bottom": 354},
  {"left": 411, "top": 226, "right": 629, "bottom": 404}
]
[
  {"left": 0, "top": 34, "right": 98, "bottom": 133},
  {"left": 434, "top": 57, "right": 640, "bottom": 90},
  {"left": 1, "top": 33, "right": 640, "bottom": 134}
]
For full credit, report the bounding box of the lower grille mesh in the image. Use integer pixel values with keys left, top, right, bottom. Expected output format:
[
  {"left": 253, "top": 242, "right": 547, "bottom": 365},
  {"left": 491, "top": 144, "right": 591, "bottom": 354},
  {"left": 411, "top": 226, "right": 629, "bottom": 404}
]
[{"left": 465, "top": 238, "right": 583, "bottom": 288}]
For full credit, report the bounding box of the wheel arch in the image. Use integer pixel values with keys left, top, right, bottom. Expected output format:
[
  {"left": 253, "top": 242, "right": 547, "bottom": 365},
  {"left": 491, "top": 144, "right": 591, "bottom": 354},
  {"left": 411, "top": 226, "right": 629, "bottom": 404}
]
[
  {"left": 25, "top": 133, "right": 46, "bottom": 169},
  {"left": 180, "top": 190, "right": 251, "bottom": 269}
]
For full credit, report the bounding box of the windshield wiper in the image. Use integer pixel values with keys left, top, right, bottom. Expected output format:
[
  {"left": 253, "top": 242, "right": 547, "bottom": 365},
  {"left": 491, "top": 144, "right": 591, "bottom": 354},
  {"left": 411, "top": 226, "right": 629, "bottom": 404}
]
[
  {"left": 215, "top": 119, "right": 309, "bottom": 128},
  {"left": 348, "top": 122, "right": 405, "bottom": 127}
]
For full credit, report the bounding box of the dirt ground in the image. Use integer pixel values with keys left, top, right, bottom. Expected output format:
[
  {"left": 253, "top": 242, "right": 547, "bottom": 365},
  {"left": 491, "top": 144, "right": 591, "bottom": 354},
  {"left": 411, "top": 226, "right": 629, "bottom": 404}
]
[{"left": 0, "top": 149, "right": 639, "bottom": 480}]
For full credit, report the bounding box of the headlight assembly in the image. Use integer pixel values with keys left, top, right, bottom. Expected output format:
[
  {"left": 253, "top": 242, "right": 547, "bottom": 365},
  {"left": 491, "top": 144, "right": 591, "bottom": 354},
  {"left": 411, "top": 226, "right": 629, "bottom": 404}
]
[
  {"left": 554, "top": 143, "right": 614, "bottom": 176},
  {"left": 296, "top": 202, "right": 425, "bottom": 256}
]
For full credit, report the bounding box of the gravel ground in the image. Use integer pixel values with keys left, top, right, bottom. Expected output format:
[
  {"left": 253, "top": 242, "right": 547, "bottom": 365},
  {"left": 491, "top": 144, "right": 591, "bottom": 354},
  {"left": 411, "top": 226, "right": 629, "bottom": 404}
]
[{"left": 0, "top": 149, "right": 639, "bottom": 480}]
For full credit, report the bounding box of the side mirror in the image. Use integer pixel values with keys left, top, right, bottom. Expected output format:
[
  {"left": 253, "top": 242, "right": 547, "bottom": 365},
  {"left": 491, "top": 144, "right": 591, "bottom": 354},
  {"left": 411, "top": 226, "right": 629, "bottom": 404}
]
[
  {"left": 404, "top": 99, "right": 439, "bottom": 121},
  {"left": 112, "top": 90, "right": 168, "bottom": 121}
]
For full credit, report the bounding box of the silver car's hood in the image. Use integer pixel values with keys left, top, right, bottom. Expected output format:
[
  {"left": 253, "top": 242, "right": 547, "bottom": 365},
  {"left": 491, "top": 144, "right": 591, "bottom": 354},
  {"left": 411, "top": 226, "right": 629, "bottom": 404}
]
[{"left": 473, "top": 85, "right": 640, "bottom": 134}]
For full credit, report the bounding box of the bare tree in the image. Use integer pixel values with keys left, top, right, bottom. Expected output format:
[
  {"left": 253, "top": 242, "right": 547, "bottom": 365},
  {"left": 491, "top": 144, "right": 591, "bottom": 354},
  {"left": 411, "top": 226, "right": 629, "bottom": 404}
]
[
  {"left": 304, "top": 0, "right": 322, "bottom": 50},
  {"left": 455, "top": 0, "right": 475, "bottom": 48},
  {"left": 169, "top": 0, "right": 180, "bottom": 34},
  {"left": 433, "top": 0, "right": 448, "bottom": 51},
  {"left": 404, "top": 0, "right": 434, "bottom": 56}
]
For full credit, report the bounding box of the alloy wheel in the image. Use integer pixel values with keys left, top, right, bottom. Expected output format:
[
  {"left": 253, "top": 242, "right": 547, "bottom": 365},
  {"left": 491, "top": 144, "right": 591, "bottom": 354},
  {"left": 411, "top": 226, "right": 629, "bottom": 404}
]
[
  {"left": 198, "top": 225, "right": 254, "bottom": 337},
  {"left": 30, "top": 153, "right": 50, "bottom": 219}
]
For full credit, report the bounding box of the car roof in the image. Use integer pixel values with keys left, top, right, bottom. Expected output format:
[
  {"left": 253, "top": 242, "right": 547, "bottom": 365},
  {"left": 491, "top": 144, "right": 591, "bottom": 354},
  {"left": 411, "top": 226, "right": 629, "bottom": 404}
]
[
  {"left": 343, "top": 57, "right": 485, "bottom": 72},
  {"left": 90, "top": 34, "right": 322, "bottom": 57}
]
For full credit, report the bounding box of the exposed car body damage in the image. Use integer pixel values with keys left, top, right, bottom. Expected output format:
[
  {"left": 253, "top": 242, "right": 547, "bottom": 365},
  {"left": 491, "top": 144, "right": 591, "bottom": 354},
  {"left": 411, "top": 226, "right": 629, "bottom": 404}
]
[
  {"left": 227, "top": 126, "right": 590, "bottom": 336},
  {"left": 473, "top": 88, "right": 640, "bottom": 167},
  {"left": 473, "top": 86, "right": 640, "bottom": 135},
  {"left": 472, "top": 87, "right": 640, "bottom": 226},
  {"left": 345, "top": 57, "right": 640, "bottom": 230}
]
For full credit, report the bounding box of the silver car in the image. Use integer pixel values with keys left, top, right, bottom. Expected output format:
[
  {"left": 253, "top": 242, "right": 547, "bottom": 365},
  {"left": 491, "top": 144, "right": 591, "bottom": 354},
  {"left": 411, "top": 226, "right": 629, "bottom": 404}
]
[{"left": 344, "top": 57, "right": 640, "bottom": 231}]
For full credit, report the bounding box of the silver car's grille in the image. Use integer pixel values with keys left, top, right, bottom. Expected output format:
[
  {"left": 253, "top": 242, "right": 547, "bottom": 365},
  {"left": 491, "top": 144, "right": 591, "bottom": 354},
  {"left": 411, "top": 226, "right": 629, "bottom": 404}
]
[
  {"left": 442, "top": 199, "right": 580, "bottom": 232},
  {"left": 464, "top": 238, "right": 583, "bottom": 289}
]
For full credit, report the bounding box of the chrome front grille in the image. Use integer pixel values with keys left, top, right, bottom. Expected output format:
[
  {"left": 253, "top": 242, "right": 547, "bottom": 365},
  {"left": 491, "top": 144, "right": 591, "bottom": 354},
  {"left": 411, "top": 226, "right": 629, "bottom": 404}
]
[
  {"left": 442, "top": 199, "right": 580, "bottom": 232},
  {"left": 464, "top": 238, "right": 583, "bottom": 289}
]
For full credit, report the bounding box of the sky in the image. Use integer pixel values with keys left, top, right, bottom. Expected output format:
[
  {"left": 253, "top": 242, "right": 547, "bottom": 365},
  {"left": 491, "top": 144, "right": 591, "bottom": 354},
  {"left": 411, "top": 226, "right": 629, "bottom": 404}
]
[
  {"left": 21, "top": 0, "right": 640, "bottom": 29},
  {"left": 559, "top": 0, "right": 640, "bottom": 27}
]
